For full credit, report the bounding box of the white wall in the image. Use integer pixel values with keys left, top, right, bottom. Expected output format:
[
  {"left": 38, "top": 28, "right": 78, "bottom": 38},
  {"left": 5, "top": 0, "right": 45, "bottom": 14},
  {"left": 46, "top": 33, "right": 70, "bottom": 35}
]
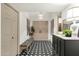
[
  {"left": 0, "top": 3, "right": 1, "bottom": 55},
  {"left": 48, "top": 14, "right": 58, "bottom": 42},
  {"left": 49, "top": 14, "right": 58, "bottom": 42},
  {"left": 48, "top": 20, "right": 52, "bottom": 42},
  {"left": 54, "top": 15, "right": 58, "bottom": 34},
  {"left": 19, "top": 12, "right": 29, "bottom": 45}
]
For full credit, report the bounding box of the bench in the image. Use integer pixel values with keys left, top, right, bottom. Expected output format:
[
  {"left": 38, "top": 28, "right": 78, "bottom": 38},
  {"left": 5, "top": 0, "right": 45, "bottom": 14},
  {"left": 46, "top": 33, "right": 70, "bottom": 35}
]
[{"left": 20, "top": 38, "right": 34, "bottom": 53}]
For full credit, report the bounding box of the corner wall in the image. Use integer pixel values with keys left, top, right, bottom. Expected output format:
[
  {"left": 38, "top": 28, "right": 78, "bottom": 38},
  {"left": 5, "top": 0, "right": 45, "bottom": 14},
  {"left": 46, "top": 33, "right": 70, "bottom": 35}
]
[
  {"left": 19, "top": 12, "right": 29, "bottom": 45},
  {"left": 53, "top": 15, "right": 58, "bottom": 34}
]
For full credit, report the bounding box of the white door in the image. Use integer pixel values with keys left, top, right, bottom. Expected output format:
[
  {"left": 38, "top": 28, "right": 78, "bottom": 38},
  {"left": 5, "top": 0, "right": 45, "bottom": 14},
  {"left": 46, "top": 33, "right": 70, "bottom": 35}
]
[
  {"left": 33, "top": 21, "right": 48, "bottom": 41},
  {"left": 1, "top": 4, "right": 18, "bottom": 56}
]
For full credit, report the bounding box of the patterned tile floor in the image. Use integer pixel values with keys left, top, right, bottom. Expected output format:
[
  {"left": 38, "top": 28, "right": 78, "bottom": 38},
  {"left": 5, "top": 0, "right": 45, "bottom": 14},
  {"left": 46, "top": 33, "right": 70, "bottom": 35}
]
[{"left": 19, "top": 41, "right": 57, "bottom": 56}]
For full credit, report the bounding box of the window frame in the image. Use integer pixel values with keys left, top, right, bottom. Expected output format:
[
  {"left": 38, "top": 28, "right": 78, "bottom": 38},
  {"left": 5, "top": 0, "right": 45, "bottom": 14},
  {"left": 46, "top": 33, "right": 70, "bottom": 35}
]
[{"left": 66, "top": 7, "right": 79, "bottom": 21}]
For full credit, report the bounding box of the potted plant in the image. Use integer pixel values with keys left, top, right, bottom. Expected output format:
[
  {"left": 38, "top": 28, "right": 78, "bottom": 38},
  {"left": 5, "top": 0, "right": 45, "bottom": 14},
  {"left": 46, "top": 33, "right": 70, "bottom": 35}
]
[{"left": 63, "top": 29, "right": 72, "bottom": 37}]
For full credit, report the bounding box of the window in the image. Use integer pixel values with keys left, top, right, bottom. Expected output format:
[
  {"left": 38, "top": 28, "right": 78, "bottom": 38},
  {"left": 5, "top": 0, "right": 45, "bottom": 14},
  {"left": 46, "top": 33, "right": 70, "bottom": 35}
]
[
  {"left": 66, "top": 18, "right": 74, "bottom": 21},
  {"left": 66, "top": 9, "right": 73, "bottom": 18},
  {"left": 66, "top": 7, "right": 79, "bottom": 21},
  {"left": 63, "top": 7, "right": 79, "bottom": 30},
  {"left": 73, "top": 8, "right": 79, "bottom": 17}
]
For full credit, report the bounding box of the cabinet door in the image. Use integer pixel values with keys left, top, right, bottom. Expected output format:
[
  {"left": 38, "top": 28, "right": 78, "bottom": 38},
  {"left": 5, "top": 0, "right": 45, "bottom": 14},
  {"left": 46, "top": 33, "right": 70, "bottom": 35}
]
[
  {"left": 57, "top": 38, "right": 61, "bottom": 56},
  {"left": 54, "top": 36, "right": 58, "bottom": 54},
  {"left": 60, "top": 39, "right": 64, "bottom": 56},
  {"left": 53, "top": 35, "right": 58, "bottom": 54},
  {"left": 53, "top": 35, "right": 55, "bottom": 49}
]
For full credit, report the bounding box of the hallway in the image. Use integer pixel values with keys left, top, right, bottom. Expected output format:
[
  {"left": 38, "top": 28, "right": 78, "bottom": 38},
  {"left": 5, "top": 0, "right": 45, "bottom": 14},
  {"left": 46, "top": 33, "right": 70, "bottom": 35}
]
[
  {"left": 1, "top": 3, "right": 79, "bottom": 56},
  {"left": 19, "top": 41, "right": 57, "bottom": 56}
]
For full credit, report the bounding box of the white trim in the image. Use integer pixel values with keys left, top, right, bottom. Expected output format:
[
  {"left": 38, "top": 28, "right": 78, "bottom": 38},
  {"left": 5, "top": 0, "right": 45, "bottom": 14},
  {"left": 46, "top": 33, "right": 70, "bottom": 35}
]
[{"left": 0, "top": 3, "right": 1, "bottom": 56}]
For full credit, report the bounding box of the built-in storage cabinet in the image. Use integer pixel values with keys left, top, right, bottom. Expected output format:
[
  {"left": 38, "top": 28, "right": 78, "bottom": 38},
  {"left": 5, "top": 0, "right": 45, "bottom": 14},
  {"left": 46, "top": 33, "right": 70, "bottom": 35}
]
[
  {"left": 60, "top": 39, "right": 64, "bottom": 56},
  {"left": 57, "top": 38, "right": 61, "bottom": 55},
  {"left": 53, "top": 34, "right": 79, "bottom": 56},
  {"left": 53, "top": 35, "right": 64, "bottom": 56}
]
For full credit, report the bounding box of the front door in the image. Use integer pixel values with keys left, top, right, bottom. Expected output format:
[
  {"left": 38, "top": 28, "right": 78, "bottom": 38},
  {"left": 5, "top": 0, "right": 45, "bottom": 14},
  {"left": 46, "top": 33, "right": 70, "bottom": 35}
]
[{"left": 33, "top": 21, "right": 48, "bottom": 41}]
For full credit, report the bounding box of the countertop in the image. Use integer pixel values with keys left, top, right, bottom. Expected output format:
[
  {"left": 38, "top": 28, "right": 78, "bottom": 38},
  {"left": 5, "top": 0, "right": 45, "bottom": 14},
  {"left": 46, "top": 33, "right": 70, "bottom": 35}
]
[{"left": 53, "top": 33, "right": 79, "bottom": 40}]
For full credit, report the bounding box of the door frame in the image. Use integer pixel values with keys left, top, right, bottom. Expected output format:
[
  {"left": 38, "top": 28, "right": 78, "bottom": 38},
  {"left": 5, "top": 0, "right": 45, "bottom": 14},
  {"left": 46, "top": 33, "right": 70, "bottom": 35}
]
[{"left": 1, "top": 3, "right": 19, "bottom": 55}]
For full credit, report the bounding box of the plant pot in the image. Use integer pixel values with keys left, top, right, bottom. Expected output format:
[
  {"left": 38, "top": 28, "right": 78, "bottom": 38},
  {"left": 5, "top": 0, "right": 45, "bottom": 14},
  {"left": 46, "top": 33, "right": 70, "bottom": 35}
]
[
  {"left": 65, "top": 34, "right": 72, "bottom": 37},
  {"left": 29, "top": 32, "right": 34, "bottom": 36}
]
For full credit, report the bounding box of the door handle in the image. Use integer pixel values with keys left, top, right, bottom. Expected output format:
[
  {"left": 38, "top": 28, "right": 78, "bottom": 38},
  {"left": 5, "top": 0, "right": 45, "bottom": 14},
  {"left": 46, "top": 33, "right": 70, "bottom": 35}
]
[{"left": 12, "top": 36, "right": 14, "bottom": 39}]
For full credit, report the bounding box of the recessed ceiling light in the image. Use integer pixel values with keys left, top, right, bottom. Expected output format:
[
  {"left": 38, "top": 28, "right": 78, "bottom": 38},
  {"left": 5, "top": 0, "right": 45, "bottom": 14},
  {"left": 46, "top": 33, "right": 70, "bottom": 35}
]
[{"left": 38, "top": 14, "right": 43, "bottom": 20}]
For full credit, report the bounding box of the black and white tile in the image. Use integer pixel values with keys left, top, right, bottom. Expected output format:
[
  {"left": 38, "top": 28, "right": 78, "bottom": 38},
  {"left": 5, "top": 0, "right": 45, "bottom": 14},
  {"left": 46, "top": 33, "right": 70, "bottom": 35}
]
[{"left": 19, "top": 41, "right": 57, "bottom": 56}]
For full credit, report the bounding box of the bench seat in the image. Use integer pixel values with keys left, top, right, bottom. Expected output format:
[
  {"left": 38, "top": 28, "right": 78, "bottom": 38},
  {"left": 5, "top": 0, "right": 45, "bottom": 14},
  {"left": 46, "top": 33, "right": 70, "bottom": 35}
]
[{"left": 20, "top": 38, "right": 34, "bottom": 53}]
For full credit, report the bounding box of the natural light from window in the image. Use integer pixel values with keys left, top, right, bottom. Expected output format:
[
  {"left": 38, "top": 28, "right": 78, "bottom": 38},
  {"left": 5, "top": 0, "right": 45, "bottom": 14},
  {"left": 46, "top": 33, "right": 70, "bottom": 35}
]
[{"left": 66, "top": 7, "right": 79, "bottom": 21}]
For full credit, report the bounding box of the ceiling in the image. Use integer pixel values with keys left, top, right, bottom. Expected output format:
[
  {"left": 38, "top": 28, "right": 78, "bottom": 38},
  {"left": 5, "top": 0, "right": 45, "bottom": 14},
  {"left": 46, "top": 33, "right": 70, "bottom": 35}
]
[
  {"left": 8, "top": 3, "right": 71, "bottom": 21},
  {"left": 9, "top": 3, "right": 70, "bottom": 12}
]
